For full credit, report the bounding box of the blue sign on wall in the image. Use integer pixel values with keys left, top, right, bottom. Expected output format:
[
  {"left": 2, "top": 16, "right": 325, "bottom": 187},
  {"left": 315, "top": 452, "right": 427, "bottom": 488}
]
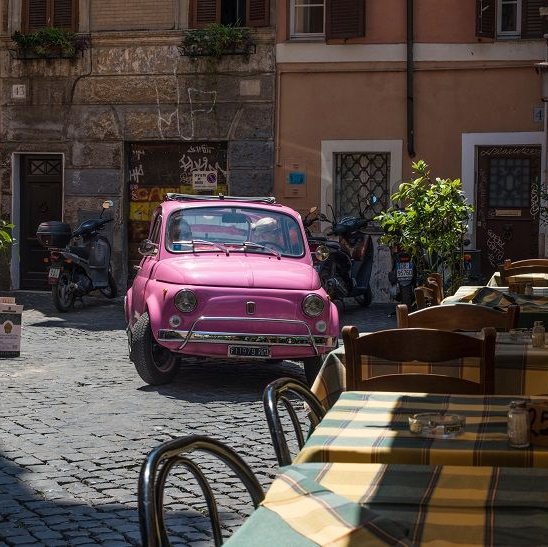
[{"left": 288, "top": 171, "right": 306, "bottom": 185}]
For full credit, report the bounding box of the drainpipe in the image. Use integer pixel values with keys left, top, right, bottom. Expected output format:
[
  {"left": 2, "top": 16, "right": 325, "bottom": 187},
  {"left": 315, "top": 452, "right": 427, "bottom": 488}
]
[{"left": 407, "top": 0, "right": 416, "bottom": 157}]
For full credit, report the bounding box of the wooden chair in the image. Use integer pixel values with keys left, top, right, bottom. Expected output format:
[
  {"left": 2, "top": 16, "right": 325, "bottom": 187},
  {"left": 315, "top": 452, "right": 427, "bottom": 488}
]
[
  {"left": 396, "top": 303, "right": 519, "bottom": 331},
  {"left": 499, "top": 258, "right": 548, "bottom": 285},
  {"left": 263, "top": 378, "right": 326, "bottom": 466},
  {"left": 426, "top": 272, "right": 444, "bottom": 302},
  {"left": 342, "top": 325, "right": 497, "bottom": 395},
  {"left": 414, "top": 285, "right": 439, "bottom": 310},
  {"left": 139, "top": 435, "right": 264, "bottom": 546}
]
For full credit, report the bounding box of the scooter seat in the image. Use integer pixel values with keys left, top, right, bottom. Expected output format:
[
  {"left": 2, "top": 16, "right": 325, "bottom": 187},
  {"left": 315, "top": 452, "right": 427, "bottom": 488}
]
[{"left": 69, "top": 246, "right": 90, "bottom": 260}]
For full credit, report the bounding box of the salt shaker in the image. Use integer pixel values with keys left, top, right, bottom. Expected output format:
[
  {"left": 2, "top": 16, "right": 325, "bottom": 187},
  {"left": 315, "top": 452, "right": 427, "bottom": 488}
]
[
  {"left": 507, "top": 400, "right": 530, "bottom": 448},
  {"left": 532, "top": 321, "right": 545, "bottom": 348}
]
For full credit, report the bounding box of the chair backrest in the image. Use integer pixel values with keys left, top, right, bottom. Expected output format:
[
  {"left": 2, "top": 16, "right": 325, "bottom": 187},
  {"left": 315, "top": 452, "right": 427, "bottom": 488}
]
[
  {"left": 342, "top": 325, "right": 497, "bottom": 395},
  {"left": 414, "top": 285, "right": 438, "bottom": 310},
  {"left": 427, "top": 272, "right": 444, "bottom": 302},
  {"left": 263, "top": 377, "right": 326, "bottom": 466},
  {"left": 396, "top": 303, "right": 519, "bottom": 331},
  {"left": 138, "top": 435, "right": 264, "bottom": 547},
  {"left": 499, "top": 258, "right": 548, "bottom": 285}
]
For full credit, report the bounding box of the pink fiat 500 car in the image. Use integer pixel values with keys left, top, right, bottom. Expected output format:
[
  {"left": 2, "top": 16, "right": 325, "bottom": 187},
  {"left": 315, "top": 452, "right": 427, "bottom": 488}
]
[{"left": 125, "top": 194, "right": 339, "bottom": 385}]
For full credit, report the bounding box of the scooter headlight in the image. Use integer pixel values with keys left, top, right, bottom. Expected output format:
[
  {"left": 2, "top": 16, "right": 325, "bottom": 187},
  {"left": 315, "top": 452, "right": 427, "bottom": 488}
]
[
  {"left": 315, "top": 245, "right": 330, "bottom": 262},
  {"left": 174, "top": 289, "right": 197, "bottom": 312},
  {"left": 302, "top": 294, "right": 325, "bottom": 317}
]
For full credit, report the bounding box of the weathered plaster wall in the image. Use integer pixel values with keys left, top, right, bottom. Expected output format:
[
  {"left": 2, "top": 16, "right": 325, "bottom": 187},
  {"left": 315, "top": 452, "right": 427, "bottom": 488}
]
[{"left": 0, "top": 29, "right": 275, "bottom": 287}]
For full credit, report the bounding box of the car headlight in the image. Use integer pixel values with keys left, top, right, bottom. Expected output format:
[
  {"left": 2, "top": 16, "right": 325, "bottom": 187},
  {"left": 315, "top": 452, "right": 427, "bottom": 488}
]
[
  {"left": 302, "top": 294, "right": 325, "bottom": 317},
  {"left": 174, "top": 289, "right": 197, "bottom": 312}
]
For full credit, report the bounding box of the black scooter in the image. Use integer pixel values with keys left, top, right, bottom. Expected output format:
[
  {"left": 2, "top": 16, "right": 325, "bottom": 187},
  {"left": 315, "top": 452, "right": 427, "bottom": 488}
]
[
  {"left": 36, "top": 200, "right": 117, "bottom": 312},
  {"left": 303, "top": 205, "right": 374, "bottom": 307}
]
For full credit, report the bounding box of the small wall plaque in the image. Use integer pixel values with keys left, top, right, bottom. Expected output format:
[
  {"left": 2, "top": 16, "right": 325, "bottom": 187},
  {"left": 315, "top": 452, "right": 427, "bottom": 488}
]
[
  {"left": 11, "top": 84, "right": 26, "bottom": 99},
  {"left": 495, "top": 209, "right": 522, "bottom": 217}
]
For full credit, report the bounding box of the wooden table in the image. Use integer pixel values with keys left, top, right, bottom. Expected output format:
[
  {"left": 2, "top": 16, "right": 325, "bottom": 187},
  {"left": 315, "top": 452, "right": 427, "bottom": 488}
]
[
  {"left": 311, "top": 331, "right": 548, "bottom": 410},
  {"left": 224, "top": 462, "right": 548, "bottom": 546},
  {"left": 295, "top": 391, "right": 548, "bottom": 467}
]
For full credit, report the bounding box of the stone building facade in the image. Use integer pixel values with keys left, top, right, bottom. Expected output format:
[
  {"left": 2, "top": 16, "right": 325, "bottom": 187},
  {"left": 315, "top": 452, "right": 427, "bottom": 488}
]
[{"left": 0, "top": 0, "right": 275, "bottom": 290}]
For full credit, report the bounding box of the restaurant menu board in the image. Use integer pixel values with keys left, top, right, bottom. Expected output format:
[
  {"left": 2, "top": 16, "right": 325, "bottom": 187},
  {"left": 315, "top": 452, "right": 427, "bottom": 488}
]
[
  {"left": 127, "top": 142, "right": 228, "bottom": 271},
  {"left": 0, "top": 297, "right": 23, "bottom": 358}
]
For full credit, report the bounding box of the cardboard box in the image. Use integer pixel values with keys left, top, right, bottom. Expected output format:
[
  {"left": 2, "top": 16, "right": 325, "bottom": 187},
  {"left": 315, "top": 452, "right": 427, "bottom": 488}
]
[{"left": 0, "top": 297, "right": 23, "bottom": 358}]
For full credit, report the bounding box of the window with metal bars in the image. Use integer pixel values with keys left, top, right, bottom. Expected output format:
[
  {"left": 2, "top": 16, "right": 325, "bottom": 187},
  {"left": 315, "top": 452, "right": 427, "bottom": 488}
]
[
  {"left": 22, "top": 0, "right": 78, "bottom": 33},
  {"left": 334, "top": 152, "right": 389, "bottom": 228}
]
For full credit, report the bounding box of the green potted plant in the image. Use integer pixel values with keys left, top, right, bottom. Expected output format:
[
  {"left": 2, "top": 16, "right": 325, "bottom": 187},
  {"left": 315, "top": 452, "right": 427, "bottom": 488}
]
[
  {"left": 178, "top": 23, "right": 256, "bottom": 61},
  {"left": 375, "top": 160, "right": 474, "bottom": 294},
  {"left": 11, "top": 27, "right": 89, "bottom": 59},
  {"left": 0, "top": 219, "right": 14, "bottom": 291}
]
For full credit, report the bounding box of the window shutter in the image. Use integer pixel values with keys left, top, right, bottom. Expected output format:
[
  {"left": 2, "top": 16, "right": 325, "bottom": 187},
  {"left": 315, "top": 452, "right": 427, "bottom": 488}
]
[
  {"left": 25, "top": 0, "right": 48, "bottom": 32},
  {"left": 53, "top": 0, "right": 74, "bottom": 29},
  {"left": 326, "top": 0, "right": 365, "bottom": 39},
  {"left": 191, "top": 0, "right": 220, "bottom": 28},
  {"left": 521, "top": 0, "right": 546, "bottom": 38},
  {"left": 247, "top": 0, "right": 269, "bottom": 27},
  {"left": 476, "top": 0, "right": 495, "bottom": 38}
]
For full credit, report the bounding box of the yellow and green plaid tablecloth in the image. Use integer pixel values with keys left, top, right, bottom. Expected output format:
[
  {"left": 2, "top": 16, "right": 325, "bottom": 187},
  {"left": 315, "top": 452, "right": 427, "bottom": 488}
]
[
  {"left": 296, "top": 391, "right": 548, "bottom": 467},
  {"left": 311, "top": 331, "right": 548, "bottom": 411},
  {"left": 225, "top": 462, "right": 548, "bottom": 546}
]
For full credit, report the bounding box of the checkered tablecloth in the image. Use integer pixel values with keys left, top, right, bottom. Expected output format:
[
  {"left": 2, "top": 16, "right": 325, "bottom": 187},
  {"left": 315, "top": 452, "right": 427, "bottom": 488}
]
[
  {"left": 295, "top": 391, "right": 548, "bottom": 467},
  {"left": 225, "top": 462, "right": 548, "bottom": 546},
  {"left": 311, "top": 331, "right": 548, "bottom": 411}
]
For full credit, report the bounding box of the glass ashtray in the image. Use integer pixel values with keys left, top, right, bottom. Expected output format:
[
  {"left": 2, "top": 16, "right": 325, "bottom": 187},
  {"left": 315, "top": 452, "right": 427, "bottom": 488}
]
[{"left": 408, "top": 413, "right": 466, "bottom": 438}]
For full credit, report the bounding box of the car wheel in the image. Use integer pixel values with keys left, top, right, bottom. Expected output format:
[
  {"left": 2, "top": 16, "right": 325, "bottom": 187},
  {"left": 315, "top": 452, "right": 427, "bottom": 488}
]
[
  {"left": 130, "top": 311, "right": 179, "bottom": 385},
  {"left": 52, "top": 272, "right": 75, "bottom": 312},
  {"left": 303, "top": 355, "right": 325, "bottom": 387}
]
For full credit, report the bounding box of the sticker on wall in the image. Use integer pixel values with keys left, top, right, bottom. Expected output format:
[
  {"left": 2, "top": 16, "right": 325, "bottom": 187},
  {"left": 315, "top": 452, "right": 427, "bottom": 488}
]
[{"left": 192, "top": 171, "right": 218, "bottom": 191}]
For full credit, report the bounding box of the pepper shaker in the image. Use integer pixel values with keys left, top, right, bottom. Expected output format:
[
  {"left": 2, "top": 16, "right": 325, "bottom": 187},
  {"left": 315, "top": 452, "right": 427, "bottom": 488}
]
[
  {"left": 532, "top": 321, "right": 545, "bottom": 348},
  {"left": 507, "top": 400, "right": 530, "bottom": 448}
]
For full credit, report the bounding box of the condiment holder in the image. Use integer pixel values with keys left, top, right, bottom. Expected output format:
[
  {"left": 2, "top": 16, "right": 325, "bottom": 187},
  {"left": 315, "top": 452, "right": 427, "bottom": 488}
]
[{"left": 408, "top": 413, "right": 466, "bottom": 438}]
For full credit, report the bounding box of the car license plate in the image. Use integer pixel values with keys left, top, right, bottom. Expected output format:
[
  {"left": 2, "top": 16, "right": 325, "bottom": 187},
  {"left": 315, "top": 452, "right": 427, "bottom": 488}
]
[
  {"left": 396, "top": 262, "right": 413, "bottom": 281},
  {"left": 48, "top": 267, "right": 61, "bottom": 283},
  {"left": 228, "top": 345, "right": 270, "bottom": 358}
]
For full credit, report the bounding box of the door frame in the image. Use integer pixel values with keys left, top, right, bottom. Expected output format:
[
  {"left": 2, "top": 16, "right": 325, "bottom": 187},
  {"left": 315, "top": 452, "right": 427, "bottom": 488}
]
[
  {"left": 10, "top": 152, "right": 65, "bottom": 290},
  {"left": 462, "top": 132, "right": 545, "bottom": 252}
]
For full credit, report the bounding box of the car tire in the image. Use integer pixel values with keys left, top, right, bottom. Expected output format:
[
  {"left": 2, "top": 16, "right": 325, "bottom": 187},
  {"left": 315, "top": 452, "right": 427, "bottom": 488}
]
[
  {"left": 130, "top": 311, "right": 179, "bottom": 385},
  {"left": 303, "top": 355, "right": 324, "bottom": 387}
]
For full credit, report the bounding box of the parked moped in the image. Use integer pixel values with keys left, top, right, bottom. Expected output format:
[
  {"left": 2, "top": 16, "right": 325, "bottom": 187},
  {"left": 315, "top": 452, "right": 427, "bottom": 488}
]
[
  {"left": 303, "top": 205, "right": 374, "bottom": 307},
  {"left": 36, "top": 200, "right": 117, "bottom": 312},
  {"left": 388, "top": 245, "right": 416, "bottom": 308}
]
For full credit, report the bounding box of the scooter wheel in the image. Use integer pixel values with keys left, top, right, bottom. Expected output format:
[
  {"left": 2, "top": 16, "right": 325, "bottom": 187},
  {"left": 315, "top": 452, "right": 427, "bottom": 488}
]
[
  {"left": 130, "top": 312, "right": 179, "bottom": 385},
  {"left": 100, "top": 271, "right": 118, "bottom": 299},
  {"left": 355, "top": 286, "right": 373, "bottom": 307},
  {"left": 52, "top": 273, "right": 75, "bottom": 312}
]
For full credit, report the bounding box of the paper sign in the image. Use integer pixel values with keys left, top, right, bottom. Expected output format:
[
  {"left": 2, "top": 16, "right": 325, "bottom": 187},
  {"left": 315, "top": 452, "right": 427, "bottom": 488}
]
[
  {"left": 0, "top": 300, "right": 23, "bottom": 357},
  {"left": 192, "top": 171, "right": 218, "bottom": 191}
]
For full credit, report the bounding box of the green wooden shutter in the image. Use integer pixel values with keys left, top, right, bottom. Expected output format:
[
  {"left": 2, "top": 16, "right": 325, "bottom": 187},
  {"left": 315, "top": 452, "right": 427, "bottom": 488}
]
[
  {"left": 53, "top": 0, "right": 74, "bottom": 29},
  {"left": 476, "top": 0, "right": 496, "bottom": 38},
  {"left": 326, "top": 0, "right": 365, "bottom": 40},
  {"left": 191, "top": 0, "right": 220, "bottom": 28},
  {"left": 26, "top": 0, "right": 48, "bottom": 32},
  {"left": 247, "top": 0, "right": 269, "bottom": 27},
  {"left": 521, "top": 0, "right": 546, "bottom": 38}
]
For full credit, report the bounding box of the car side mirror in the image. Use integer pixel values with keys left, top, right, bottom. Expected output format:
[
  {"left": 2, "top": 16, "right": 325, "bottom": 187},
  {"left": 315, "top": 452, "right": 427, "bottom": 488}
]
[{"left": 138, "top": 239, "right": 158, "bottom": 257}]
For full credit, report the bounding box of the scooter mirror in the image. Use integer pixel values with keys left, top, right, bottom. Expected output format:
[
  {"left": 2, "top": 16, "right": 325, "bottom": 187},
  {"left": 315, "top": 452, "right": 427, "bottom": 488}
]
[
  {"left": 309, "top": 206, "right": 318, "bottom": 214},
  {"left": 315, "top": 244, "right": 330, "bottom": 262},
  {"left": 102, "top": 200, "right": 114, "bottom": 209}
]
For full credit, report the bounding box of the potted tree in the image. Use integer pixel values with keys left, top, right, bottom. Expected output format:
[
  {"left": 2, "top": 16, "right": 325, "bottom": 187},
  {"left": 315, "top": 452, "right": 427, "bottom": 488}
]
[{"left": 375, "top": 160, "right": 474, "bottom": 295}]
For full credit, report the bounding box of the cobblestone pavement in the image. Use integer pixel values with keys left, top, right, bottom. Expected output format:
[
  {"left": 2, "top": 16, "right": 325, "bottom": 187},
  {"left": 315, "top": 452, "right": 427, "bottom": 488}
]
[{"left": 0, "top": 291, "right": 396, "bottom": 546}]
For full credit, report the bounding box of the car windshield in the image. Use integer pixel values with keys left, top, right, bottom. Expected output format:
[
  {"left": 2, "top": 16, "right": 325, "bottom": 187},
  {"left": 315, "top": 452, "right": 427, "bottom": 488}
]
[{"left": 166, "top": 206, "right": 305, "bottom": 257}]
